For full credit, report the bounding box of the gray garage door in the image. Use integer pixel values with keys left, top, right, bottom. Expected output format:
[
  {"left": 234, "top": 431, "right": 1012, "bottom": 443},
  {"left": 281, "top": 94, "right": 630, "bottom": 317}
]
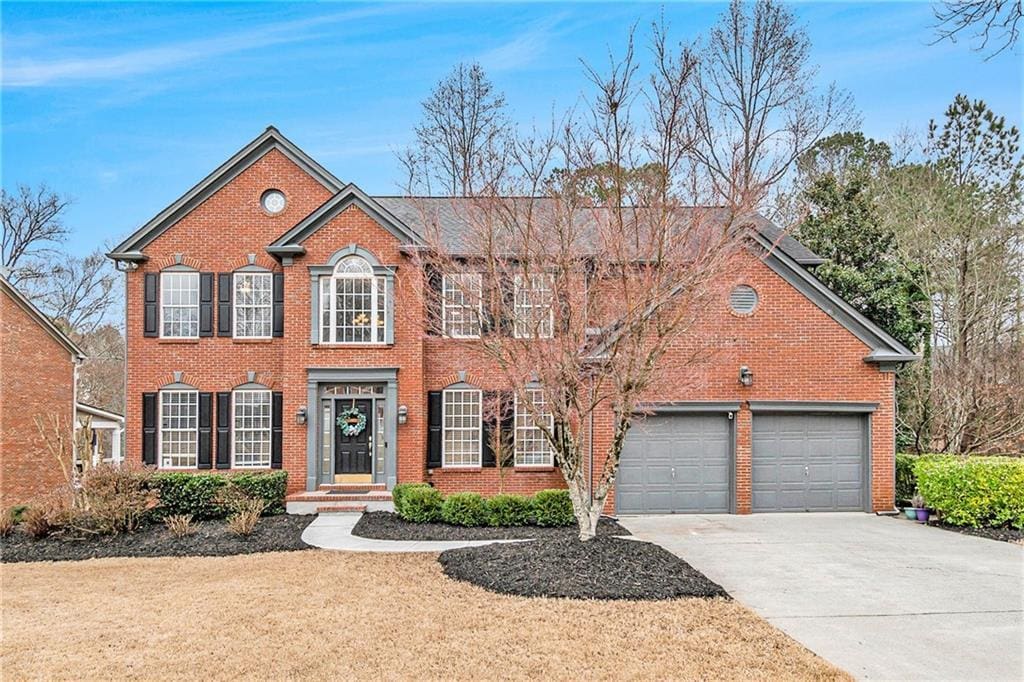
[
  {"left": 617, "top": 413, "right": 731, "bottom": 514},
  {"left": 752, "top": 413, "right": 866, "bottom": 512}
]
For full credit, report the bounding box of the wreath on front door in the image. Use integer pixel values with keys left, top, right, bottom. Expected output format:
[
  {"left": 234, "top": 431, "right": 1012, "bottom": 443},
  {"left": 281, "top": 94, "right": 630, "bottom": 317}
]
[{"left": 336, "top": 406, "right": 367, "bottom": 437}]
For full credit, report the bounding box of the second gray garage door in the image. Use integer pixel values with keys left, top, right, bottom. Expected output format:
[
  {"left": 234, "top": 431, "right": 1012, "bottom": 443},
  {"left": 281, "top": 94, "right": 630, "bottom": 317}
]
[
  {"left": 752, "top": 413, "right": 866, "bottom": 512},
  {"left": 617, "top": 413, "right": 731, "bottom": 514}
]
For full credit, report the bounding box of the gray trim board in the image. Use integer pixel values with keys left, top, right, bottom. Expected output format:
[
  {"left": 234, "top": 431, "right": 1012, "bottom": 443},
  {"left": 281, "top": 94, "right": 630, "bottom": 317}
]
[
  {"left": 638, "top": 401, "right": 742, "bottom": 414},
  {"left": 748, "top": 401, "right": 878, "bottom": 413},
  {"left": 1, "top": 276, "right": 87, "bottom": 361},
  {"left": 108, "top": 127, "right": 343, "bottom": 259}
]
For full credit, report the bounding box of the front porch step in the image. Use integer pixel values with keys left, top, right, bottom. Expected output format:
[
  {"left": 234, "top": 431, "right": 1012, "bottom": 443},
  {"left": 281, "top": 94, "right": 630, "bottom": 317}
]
[
  {"left": 287, "top": 492, "right": 391, "bottom": 503},
  {"left": 287, "top": 490, "right": 393, "bottom": 515},
  {"left": 315, "top": 504, "right": 367, "bottom": 514},
  {"left": 317, "top": 483, "right": 387, "bottom": 493}
]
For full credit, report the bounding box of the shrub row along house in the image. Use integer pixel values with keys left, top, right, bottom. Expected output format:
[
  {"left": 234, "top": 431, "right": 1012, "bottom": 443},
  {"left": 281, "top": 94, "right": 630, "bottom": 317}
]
[{"left": 106, "top": 127, "right": 917, "bottom": 515}]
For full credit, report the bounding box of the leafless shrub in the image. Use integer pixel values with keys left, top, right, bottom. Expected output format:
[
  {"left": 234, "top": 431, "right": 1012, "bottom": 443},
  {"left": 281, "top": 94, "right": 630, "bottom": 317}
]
[
  {"left": 164, "top": 514, "right": 197, "bottom": 538},
  {"left": 227, "top": 498, "right": 267, "bottom": 537},
  {"left": 0, "top": 508, "right": 16, "bottom": 537}
]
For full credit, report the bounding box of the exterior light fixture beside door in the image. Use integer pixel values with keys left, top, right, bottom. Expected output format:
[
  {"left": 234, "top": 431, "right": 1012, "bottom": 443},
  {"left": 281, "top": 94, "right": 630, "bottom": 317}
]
[
  {"left": 739, "top": 366, "right": 753, "bottom": 387},
  {"left": 296, "top": 406, "right": 307, "bottom": 425},
  {"left": 397, "top": 405, "right": 408, "bottom": 425}
]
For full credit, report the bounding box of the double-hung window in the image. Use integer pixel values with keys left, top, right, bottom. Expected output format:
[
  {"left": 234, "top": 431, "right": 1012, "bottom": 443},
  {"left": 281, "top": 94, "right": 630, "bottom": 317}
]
[
  {"left": 160, "top": 272, "right": 200, "bottom": 338},
  {"left": 232, "top": 389, "right": 272, "bottom": 468},
  {"left": 514, "top": 388, "right": 554, "bottom": 466},
  {"left": 442, "top": 273, "right": 482, "bottom": 338},
  {"left": 159, "top": 390, "right": 198, "bottom": 468},
  {"left": 442, "top": 388, "right": 482, "bottom": 467},
  {"left": 234, "top": 272, "right": 273, "bottom": 338},
  {"left": 514, "top": 273, "right": 554, "bottom": 338},
  {"left": 320, "top": 256, "right": 388, "bottom": 344}
]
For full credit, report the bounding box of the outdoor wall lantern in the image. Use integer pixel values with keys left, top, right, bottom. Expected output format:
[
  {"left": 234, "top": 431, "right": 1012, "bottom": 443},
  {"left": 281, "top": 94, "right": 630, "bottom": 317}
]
[
  {"left": 738, "top": 366, "right": 754, "bottom": 387},
  {"left": 398, "top": 405, "right": 408, "bottom": 425},
  {"left": 296, "top": 406, "right": 307, "bottom": 425}
]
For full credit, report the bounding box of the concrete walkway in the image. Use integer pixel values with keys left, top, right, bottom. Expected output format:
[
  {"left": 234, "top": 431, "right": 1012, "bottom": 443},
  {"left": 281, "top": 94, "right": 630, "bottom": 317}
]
[
  {"left": 620, "top": 513, "right": 1023, "bottom": 681},
  {"left": 301, "top": 513, "right": 521, "bottom": 552}
]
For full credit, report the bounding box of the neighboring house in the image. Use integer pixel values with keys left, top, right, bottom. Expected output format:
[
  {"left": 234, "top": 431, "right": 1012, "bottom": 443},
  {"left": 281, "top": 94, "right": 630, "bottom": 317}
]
[
  {"left": 0, "top": 274, "right": 87, "bottom": 507},
  {"left": 107, "top": 127, "right": 917, "bottom": 515},
  {"left": 75, "top": 403, "right": 125, "bottom": 466}
]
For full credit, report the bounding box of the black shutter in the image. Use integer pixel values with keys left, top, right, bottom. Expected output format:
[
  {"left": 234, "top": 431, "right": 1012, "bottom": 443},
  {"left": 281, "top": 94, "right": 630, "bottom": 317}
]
[
  {"left": 142, "top": 392, "right": 158, "bottom": 465},
  {"left": 271, "top": 392, "right": 283, "bottom": 469},
  {"left": 499, "top": 275, "right": 515, "bottom": 334},
  {"left": 217, "top": 274, "right": 233, "bottom": 337},
  {"left": 216, "top": 392, "right": 232, "bottom": 469},
  {"left": 143, "top": 274, "right": 159, "bottom": 337},
  {"left": 199, "top": 273, "right": 214, "bottom": 337},
  {"left": 272, "top": 273, "right": 284, "bottom": 337},
  {"left": 197, "top": 392, "right": 212, "bottom": 469},
  {"left": 427, "top": 391, "right": 443, "bottom": 468},
  {"left": 481, "top": 390, "right": 497, "bottom": 467},
  {"left": 427, "top": 267, "right": 443, "bottom": 336}
]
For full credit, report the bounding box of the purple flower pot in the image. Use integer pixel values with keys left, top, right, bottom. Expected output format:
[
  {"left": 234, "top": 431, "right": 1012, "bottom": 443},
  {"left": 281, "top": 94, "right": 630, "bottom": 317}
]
[{"left": 915, "top": 508, "right": 930, "bottom": 523}]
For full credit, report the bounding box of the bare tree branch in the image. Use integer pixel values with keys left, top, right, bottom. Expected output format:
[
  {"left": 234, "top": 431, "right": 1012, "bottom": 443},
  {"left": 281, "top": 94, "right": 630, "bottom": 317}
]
[{"left": 934, "top": 0, "right": 1022, "bottom": 57}]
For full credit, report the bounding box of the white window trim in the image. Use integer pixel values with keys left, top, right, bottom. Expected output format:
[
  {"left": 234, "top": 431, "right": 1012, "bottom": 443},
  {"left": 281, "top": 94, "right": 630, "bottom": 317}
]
[
  {"left": 231, "top": 388, "right": 272, "bottom": 469},
  {"left": 513, "top": 273, "right": 555, "bottom": 339},
  {"left": 319, "top": 261, "right": 389, "bottom": 345},
  {"left": 157, "top": 389, "right": 198, "bottom": 470},
  {"left": 233, "top": 272, "right": 273, "bottom": 339},
  {"left": 159, "top": 271, "right": 200, "bottom": 339},
  {"left": 513, "top": 390, "right": 555, "bottom": 467},
  {"left": 441, "top": 388, "right": 483, "bottom": 468},
  {"left": 442, "top": 273, "right": 483, "bottom": 339}
]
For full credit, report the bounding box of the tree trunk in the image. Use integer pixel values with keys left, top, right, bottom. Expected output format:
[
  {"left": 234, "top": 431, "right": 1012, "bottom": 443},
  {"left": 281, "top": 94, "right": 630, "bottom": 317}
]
[{"left": 566, "top": 478, "right": 605, "bottom": 541}]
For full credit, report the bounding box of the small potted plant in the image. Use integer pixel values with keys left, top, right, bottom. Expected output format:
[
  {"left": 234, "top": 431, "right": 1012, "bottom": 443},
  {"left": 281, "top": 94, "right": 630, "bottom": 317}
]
[
  {"left": 903, "top": 502, "right": 917, "bottom": 520},
  {"left": 911, "top": 493, "right": 929, "bottom": 524}
]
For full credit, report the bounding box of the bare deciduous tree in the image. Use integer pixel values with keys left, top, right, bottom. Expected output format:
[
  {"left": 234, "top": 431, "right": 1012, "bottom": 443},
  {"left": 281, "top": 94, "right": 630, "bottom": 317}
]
[
  {"left": 33, "top": 250, "right": 119, "bottom": 334},
  {"left": 402, "top": 62, "right": 509, "bottom": 196},
  {"left": 934, "top": 0, "right": 1022, "bottom": 57},
  {"left": 686, "top": 0, "right": 854, "bottom": 209},
  {"left": 76, "top": 324, "right": 126, "bottom": 414},
  {"left": 1, "top": 184, "right": 71, "bottom": 286},
  {"left": 408, "top": 27, "right": 754, "bottom": 540}
]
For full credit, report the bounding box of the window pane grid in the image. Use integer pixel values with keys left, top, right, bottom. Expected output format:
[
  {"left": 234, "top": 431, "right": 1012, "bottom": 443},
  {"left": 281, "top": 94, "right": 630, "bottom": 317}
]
[
  {"left": 234, "top": 273, "right": 273, "bottom": 338},
  {"left": 515, "top": 389, "right": 554, "bottom": 466},
  {"left": 160, "top": 390, "right": 198, "bottom": 468},
  {"left": 443, "top": 274, "right": 482, "bottom": 338},
  {"left": 443, "top": 389, "right": 482, "bottom": 467},
  {"left": 320, "top": 256, "right": 388, "bottom": 344},
  {"left": 514, "top": 273, "right": 554, "bottom": 338},
  {"left": 233, "top": 390, "right": 272, "bottom": 468},
  {"left": 161, "top": 272, "right": 199, "bottom": 338}
]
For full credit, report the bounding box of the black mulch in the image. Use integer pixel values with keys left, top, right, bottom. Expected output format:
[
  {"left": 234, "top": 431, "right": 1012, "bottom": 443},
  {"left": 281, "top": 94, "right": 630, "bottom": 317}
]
[
  {"left": 0, "top": 514, "right": 315, "bottom": 564},
  {"left": 352, "top": 511, "right": 629, "bottom": 541},
  {"left": 893, "top": 514, "right": 1024, "bottom": 544},
  {"left": 439, "top": 535, "right": 729, "bottom": 601}
]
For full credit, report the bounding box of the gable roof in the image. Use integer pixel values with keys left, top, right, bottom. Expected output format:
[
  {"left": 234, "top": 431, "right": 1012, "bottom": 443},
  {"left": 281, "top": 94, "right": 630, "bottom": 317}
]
[
  {"left": 267, "top": 184, "right": 423, "bottom": 256},
  {"left": 108, "top": 127, "right": 344, "bottom": 262},
  {"left": 0, "top": 274, "right": 86, "bottom": 361}
]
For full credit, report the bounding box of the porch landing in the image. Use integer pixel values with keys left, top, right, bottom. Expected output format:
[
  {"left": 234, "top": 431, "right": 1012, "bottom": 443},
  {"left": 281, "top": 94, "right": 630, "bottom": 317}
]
[{"left": 286, "top": 483, "right": 394, "bottom": 515}]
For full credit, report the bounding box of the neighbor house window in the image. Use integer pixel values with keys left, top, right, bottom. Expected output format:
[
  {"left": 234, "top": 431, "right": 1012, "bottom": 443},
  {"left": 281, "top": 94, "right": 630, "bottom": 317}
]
[
  {"left": 232, "top": 389, "right": 272, "bottom": 468},
  {"left": 160, "top": 271, "right": 200, "bottom": 338},
  {"left": 159, "top": 390, "right": 198, "bottom": 468},
  {"left": 319, "top": 256, "right": 388, "bottom": 344},
  {"left": 442, "top": 273, "right": 482, "bottom": 338},
  {"left": 514, "top": 273, "right": 554, "bottom": 338},
  {"left": 234, "top": 272, "right": 273, "bottom": 338},
  {"left": 515, "top": 388, "right": 554, "bottom": 466},
  {"left": 442, "top": 388, "right": 482, "bottom": 467}
]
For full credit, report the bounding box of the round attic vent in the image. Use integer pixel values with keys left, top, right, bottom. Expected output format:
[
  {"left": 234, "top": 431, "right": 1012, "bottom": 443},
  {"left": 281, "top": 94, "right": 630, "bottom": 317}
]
[
  {"left": 729, "top": 285, "right": 758, "bottom": 314},
  {"left": 261, "top": 189, "right": 286, "bottom": 214}
]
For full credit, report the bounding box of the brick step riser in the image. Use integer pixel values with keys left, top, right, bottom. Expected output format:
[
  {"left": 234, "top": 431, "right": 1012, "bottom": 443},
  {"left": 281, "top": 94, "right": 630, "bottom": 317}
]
[
  {"left": 317, "top": 483, "right": 387, "bottom": 492},
  {"left": 286, "top": 494, "right": 391, "bottom": 503}
]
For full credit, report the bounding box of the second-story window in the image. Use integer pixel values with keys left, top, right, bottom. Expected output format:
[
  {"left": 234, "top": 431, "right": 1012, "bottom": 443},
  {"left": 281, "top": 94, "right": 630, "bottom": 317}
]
[
  {"left": 320, "top": 255, "right": 388, "bottom": 344},
  {"left": 161, "top": 271, "right": 200, "bottom": 338},
  {"left": 234, "top": 272, "right": 273, "bottom": 338},
  {"left": 514, "top": 273, "right": 554, "bottom": 338},
  {"left": 443, "top": 273, "right": 482, "bottom": 338}
]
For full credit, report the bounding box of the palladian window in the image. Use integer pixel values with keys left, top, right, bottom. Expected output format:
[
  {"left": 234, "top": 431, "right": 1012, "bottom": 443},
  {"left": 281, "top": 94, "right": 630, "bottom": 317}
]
[{"left": 319, "top": 255, "right": 388, "bottom": 344}]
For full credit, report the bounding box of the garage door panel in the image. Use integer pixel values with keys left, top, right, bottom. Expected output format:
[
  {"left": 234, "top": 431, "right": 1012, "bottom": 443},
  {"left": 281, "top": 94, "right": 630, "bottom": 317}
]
[
  {"left": 753, "top": 413, "right": 866, "bottom": 512},
  {"left": 619, "top": 413, "right": 732, "bottom": 514}
]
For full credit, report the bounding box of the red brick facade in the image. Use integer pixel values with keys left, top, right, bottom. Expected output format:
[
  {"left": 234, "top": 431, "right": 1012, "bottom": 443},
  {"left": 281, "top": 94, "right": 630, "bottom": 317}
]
[
  {"left": 117, "top": 131, "right": 902, "bottom": 513},
  {"left": 1, "top": 283, "right": 80, "bottom": 507}
]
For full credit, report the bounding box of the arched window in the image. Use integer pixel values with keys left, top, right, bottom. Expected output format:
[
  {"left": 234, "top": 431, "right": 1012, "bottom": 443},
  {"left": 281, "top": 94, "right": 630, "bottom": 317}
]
[{"left": 320, "top": 255, "right": 388, "bottom": 343}]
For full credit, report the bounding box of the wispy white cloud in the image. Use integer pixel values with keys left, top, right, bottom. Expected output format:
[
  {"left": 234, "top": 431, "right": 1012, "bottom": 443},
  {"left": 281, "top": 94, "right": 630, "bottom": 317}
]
[
  {"left": 478, "top": 13, "right": 569, "bottom": 73},
  {"left": 3, "top": 6, "right": 400, "bottom": 88}
]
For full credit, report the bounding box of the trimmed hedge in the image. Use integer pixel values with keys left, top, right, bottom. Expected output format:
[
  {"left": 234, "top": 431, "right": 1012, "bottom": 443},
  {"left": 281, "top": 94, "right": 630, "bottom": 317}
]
[
  {"left": 914, "top": 456, "right": 1024, "bottom": 528},
  {"left": 532, "top": 489, "right": 575, "bottom": 527},
  {"left": 151, "top": 471, "right": 287, "bottom": 520},
  {"left": 400, "top": 485, "right": 444, "bottom": 523},
  {"left": 391, "top": 482, "right": 432, "bottom": 516},
  {"left": 441, "top": 492, "right": 489, "bottom": 526},
  {"left": 487, "top": 494, "right": 533, "bottom": 527}
]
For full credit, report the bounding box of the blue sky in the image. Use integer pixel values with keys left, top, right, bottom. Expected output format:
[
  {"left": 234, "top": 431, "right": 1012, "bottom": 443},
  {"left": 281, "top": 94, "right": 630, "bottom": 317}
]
[{"left": 2, "top": 1, "right": 1020, "bottom": 255}]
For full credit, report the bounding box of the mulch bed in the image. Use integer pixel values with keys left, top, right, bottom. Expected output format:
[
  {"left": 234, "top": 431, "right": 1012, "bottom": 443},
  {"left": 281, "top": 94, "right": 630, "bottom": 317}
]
[
  {"left": 929, "top": 521, "right": 1024, "bottom": 544},
  {"left": 0, "top": 514, "right": 315, "bottom": 563},
  {"left": 352, "top": 510, "right": 629, "bottom": 541},
  {"left": 439, "top": 535, "right": 729, "bottom": 601}
]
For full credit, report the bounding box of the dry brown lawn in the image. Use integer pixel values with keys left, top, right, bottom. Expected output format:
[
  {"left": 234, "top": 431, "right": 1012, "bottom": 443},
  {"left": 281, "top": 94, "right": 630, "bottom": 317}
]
[{"left": 2, "top": 550, "right": 849, "bottom": 681}]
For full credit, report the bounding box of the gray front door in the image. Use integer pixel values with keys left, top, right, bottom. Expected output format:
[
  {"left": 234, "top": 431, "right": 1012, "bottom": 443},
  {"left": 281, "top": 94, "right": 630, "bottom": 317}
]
[
  {"left": 617, "top": 413, "right": 731, "bottom": 514},
  {"left": 752, "top": 413, "right": 866, "bottom": 512}
]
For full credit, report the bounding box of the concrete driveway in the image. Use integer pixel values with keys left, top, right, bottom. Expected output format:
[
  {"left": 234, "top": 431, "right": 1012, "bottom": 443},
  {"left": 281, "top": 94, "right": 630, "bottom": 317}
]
[{"left": 620, "top": 513, "right": 1023, "bottom": 681}]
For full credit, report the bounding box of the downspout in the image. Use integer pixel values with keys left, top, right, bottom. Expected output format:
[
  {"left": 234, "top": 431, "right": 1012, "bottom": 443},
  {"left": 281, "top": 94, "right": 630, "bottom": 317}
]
[{"left": 588, "top": 380, "right": 595, "bottom": 504}]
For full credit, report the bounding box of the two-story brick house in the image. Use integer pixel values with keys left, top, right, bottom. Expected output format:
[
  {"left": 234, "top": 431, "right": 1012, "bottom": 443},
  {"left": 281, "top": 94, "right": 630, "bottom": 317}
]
[{"left": 108, "top": 127, "right": 916, "bottom": 515}]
